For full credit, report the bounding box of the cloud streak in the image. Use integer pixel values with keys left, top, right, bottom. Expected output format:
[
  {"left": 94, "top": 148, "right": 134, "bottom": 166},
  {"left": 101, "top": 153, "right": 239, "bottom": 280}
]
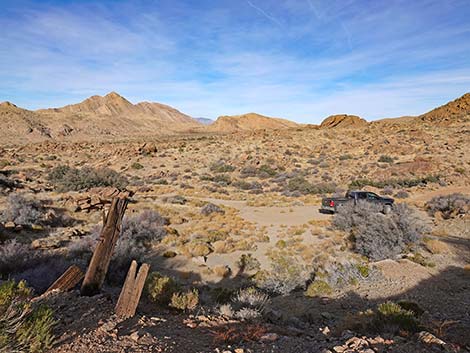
[{"left": 0, "top": 0, "right": 469, "bottom": 123}]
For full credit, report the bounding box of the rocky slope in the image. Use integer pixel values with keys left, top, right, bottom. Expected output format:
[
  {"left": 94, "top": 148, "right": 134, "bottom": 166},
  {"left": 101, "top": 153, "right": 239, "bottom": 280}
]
[
  {"left": 319, "top": 114, "right": 368, "bottom": 129},
  {"left": 208, "top": 113, "right": 298, "bottom": 133},
  {"left": 420, "top": 92, "right": 470, "bottom": 124},
  {"left": 1, "top": 92, "right": 203, "bottom": 143}
]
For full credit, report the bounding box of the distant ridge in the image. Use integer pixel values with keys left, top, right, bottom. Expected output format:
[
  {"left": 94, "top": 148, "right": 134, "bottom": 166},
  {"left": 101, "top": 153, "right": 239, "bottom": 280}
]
[
  {"left": 208, "top": 113, "right": 298, "bottom": 132},
  {"left": 0, "top": 92, "right": 202, "bottom": 143},
  {"left": 320, "top": 114, "right": 368, "bottom": 129},
  {"left": 194, "top": 117, "right": 214, "bottom": 125}
]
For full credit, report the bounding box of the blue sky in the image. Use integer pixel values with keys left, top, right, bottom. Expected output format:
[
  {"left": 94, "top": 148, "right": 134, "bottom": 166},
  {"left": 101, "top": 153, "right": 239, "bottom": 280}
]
[{"left": 1, "top": 0, "right": 469, "bottom": 123}]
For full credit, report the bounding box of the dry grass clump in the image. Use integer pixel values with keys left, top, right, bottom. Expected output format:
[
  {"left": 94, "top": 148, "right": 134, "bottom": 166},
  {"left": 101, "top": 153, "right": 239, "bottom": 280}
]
[
  {"left": 304, "top": 280, "right": 332, "bottom": 297},
  {"left": 424, "top": 239, "right": 450, "bottom": 254},
  {"left": 170, "top": 289, "right": 199, "bottom": 312}
]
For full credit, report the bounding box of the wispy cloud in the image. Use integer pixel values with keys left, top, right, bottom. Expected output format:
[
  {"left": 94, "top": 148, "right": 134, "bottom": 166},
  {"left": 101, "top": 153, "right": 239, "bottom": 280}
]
[
  {"left": 246, "top": 1, "right": 283, "bottom": 27},
  {"left": 0, "top": 0, "right": 469, "bottom": 123}
]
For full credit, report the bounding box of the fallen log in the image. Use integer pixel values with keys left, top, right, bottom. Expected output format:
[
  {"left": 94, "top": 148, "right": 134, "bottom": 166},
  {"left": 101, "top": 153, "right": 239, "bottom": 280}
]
[{"left": 46, "top": 265, "right": 84, "bottom": 293}]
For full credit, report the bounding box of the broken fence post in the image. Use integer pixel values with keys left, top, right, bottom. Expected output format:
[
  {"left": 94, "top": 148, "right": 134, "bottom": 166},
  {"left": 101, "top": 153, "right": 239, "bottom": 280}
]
[
  {"left": 46, "top": 265, "right": 84, "bottom": 293},
  {"left": 81, "top": 196, "right": 128, "bottom": 296},
  {"left": 115, "top": 260, "right": 150, "bottom": 320}
]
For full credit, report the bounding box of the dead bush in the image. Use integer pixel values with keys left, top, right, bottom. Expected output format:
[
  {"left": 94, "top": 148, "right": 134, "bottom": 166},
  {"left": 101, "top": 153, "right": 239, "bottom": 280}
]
[
  {"left": 0, "top": 193, "right": 44, "bottom": 226},
  {"left": 333, "top": 202, "right": 429, "bottom": 261},
  {"left": 426, "top": 193, "right": 470, "bottom": 219}
]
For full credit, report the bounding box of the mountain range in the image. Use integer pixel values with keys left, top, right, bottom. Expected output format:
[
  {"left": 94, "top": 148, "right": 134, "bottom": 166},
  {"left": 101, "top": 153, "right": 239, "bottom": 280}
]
[{"left": 1, "top": 91, "right": 469, "bottom": 144}]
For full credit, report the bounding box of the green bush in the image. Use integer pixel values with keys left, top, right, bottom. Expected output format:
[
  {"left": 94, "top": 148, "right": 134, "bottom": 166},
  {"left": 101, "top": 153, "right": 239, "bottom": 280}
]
[
  {"left": 47, "top": 165, "right": 128, "bottom": 191},
  {"left": 131, "top": 162, "right": 144, "bottom": 170},
  {"left": 287, "top": 177, "right": 336, "bottom": 195},
  {"left": 376, "top": 301, "right": 419, "bottom": 332},
  {"left": 170, "top": 289, "right": 199, "bottom": 311},
  {"left": 210, "top": 161, "right": 235, "bottom": 173},
  {"left": 349, "top": 175, "right": 439, "bottom": 189},
  {"left": 304, "top": 280, "right": 332, "bottom": 297},
  {"left": 146, "top": 272, "right": 178, "bottom": 305},
  {"left": 0, "top": 280, "right": 55, "bottom": 353},
  {"left": 378, "top": 155, "right": 394, "bottom": 163},
  {"left": 237, "top": 254, "right": 261, "bottom": 272}
]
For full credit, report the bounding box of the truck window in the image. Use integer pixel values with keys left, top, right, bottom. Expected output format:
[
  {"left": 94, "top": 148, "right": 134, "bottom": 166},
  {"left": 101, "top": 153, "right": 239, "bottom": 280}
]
[
  {"left": 357, "top": 192, "right": 367, "bottom": 199},
  {"left": 367, "top": 192, "right": 379, "bottom": 200}
]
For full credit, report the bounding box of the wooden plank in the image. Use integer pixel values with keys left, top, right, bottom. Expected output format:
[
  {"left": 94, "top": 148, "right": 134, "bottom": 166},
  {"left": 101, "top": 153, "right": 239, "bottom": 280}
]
[
  {"left": 80, "top": 197, "right": 128, "bottom": 296},
  {"left": 115, "top": 261, "right": 150, "bottom": 320},
  {"left": 46, "top": 265, "right": 84, "bottom": 293}
]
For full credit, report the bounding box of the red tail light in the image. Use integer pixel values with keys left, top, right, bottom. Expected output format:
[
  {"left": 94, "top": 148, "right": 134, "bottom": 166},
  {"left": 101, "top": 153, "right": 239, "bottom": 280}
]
[{"left": 329, "top": 200, "right": 335, "bottom": 207}]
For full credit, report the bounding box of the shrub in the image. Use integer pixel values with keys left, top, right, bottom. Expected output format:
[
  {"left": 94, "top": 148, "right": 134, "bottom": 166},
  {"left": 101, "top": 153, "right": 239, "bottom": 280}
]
[
  {"left": 378, "top": 155, "right": 394, "bottom": 163},
  {"left": 349, "top": 175, "right": 440, "bottom": 189},
  {"left": 210, "top": 161, "right": 235, "bottom": 173},
  {"left": 0, "top": 193, "right": 44, "bottom": 225},
  {"left": 339, "top": 301, "right": 420, "bottom": 335},
  {"left": 201, "top": 203, "right": 225, "bottom": 216},
  {"left": 237, "top": 254, "right": 261, "bottom": 272},
  {"left": 304, "top": 280, "right": 332, "bottom": 297},
  {"left": 256, "top": 255, "right": 310, "bottom": 295},
  {"left": 394, "top": 190, "right": 409, "bottom": 199},
  {"left": 287, "top": 177, "right": 336, "bottom": 195},
  {"left": 47, "top": 165, "right": 128, "bottom": 191},
  {"left": 339, "top": 154, "right": 353, "bottom": 161},
  {"left": 376, "top": 301, "right": 419, "bottom": 332},
  {"left": 170, "top": 289, "right": 199, "bottom": 311},
  {"left": 68, "top": 210, "right": 167, "bottom": 284},
  {"left": 0, "top": 280, "right": 55, "bottom": 353},
  {"left": 146, "top": 272, "right": 178, "bottom": 305},
  {"left": 0, "top": 241, "right": 74, "bottom": 293},
  {"left": 333, "top": 202, "right": 429, "bottom": 261},
  {"left": 229, "top": 287, "right": 270, "bottom": 321},
  {"left": 425, "top": 193, "right": 470, "bottom": 219},
  {"left": 131, "top": 162, "right": 144, "bottom": 170}
]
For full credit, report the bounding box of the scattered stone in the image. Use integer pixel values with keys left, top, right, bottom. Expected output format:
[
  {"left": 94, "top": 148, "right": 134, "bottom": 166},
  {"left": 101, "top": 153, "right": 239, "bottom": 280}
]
[
  {"left": 260, "top": 333, "right": 279, "bottom": 342},
  {"left": 418, "top": 331, "right": 446, "bottom": 347}
]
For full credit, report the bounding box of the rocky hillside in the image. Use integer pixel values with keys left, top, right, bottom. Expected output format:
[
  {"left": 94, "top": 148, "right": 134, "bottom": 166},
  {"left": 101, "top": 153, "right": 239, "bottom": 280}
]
[
  {"left": 320, "top": 114, "right": 368, "bottom": 129},
  {"left": 420, "top": 92, "right": 470, "bottom": 123},
  {"left": 208, "top": 113, "right": 298, "bottom": 133},
  {"left": 0, "top": 93, "right": 202, "bottom": 143}
]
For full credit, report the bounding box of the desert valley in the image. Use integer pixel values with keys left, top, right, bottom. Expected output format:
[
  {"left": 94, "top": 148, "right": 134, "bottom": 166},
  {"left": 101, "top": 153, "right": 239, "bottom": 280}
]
[{"left": 0, "top": 91, "right": 469, "bottom": 353}]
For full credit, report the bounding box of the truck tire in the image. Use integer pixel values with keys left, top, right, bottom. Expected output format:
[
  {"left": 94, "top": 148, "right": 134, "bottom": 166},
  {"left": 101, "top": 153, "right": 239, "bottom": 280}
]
[{"left": 383, "top": 204, "right": 392, "bottom": 214}]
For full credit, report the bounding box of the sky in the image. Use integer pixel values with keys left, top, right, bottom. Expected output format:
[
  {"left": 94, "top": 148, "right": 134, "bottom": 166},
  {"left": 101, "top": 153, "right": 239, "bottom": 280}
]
[{"left": 0, "top": 0, "right": 470, "bottom": 123}]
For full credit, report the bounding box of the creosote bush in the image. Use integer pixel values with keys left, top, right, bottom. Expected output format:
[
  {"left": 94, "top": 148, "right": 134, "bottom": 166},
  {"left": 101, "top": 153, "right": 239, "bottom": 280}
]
[
  {"left": 146, "top": 272, "right": 178, "bottom": 305},
  {"left": 426, "top": 193, "right": 470, "bottom": 219},
  {"left": 333, "top": 201, "right": 429, "bottom": 261},
  {"left": 47, "top": 165, "right": 128, "bottom": 191},
  {"left": 340, "top": 301, "right": 421, "bottom": 335},
  {"left": 286, "top": 176, "right": 336, "bottom": 195},
  {"left": 304, "top": 280, "right": 332, "bottom": 297},
  {"left": 0, "top": 280, "right": 55, "bottom": 353},
  {"left": 170, "top": 289, "right": 199, "bottom": 311}
]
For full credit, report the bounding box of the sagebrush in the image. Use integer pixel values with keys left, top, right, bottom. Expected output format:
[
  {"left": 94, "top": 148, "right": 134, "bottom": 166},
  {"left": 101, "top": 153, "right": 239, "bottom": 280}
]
[{"left": 333, "top": 201, "right": 429, "bottom": 260}]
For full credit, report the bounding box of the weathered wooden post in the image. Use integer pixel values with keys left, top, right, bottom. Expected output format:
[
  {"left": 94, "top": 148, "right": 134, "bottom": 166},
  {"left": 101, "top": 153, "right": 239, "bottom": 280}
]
[
  {"left": 46, "top": 265, "right": 84, "bottom": 293},
  {"left": 115, "top": 260, "right": 150, "bottom": 320},
  {"left": 81, "top": 196, "right": 128, "bottom": 296}
]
